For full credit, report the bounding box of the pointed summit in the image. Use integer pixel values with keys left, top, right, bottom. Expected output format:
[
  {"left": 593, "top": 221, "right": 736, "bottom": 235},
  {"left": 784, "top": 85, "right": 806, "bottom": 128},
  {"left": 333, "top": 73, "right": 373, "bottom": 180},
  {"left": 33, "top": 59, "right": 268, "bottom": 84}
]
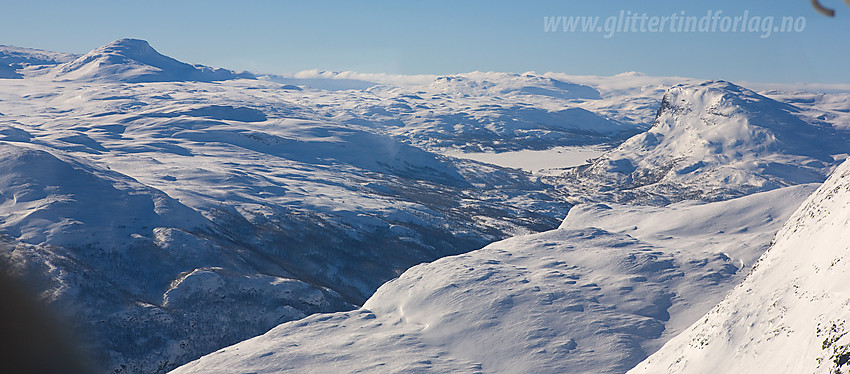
[
  {"left": 53, "top": 38, "right": 253, "bottom": 83},
  {"left": 558, "top": 80, "right": 848, "bottom": 203}
]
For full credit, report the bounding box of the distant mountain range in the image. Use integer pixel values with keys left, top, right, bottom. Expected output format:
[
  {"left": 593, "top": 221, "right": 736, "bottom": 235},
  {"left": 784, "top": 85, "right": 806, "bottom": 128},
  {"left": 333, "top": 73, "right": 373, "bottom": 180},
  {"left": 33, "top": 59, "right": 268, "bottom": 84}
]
[
  {"left": 51, "top": 38, "right": 254, "bottom": 82},
  {"left": 2, "top": 39, "right": 850, "bottom": 373},
  {"left": 1, "top": 38, "right": 252, "bottom": 83}
]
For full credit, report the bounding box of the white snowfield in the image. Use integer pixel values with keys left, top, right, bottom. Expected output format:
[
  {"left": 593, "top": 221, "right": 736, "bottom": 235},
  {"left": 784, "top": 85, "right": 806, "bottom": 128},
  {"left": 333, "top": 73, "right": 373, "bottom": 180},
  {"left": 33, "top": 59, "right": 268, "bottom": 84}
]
[
  {"left": 171, "top": 183, "right": 815, "bottom": 374},
  {"left": 629, "top": 159, "right": 850, "bottom": 373},
  {"left": 0, "top": 142, "right": 209, "bottom": 247},
  {"left": 3, "top": 38, "right": 850, "bottom": 373}
]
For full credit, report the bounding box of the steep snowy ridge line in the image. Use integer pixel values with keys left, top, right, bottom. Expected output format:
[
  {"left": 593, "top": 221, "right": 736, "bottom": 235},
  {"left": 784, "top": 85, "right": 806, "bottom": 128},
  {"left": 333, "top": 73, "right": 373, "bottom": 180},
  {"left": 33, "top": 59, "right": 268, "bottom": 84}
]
[{"left": 629, "top": 159, "right": 850, "bottom": 373}]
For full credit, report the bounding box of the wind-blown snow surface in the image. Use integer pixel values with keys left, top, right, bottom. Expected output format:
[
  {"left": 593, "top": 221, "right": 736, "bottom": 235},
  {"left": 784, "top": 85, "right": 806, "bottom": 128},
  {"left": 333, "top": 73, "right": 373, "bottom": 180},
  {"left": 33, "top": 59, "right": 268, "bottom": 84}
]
[
  {"left": 629, "top": 159, "right": 850, "bottom": 373},
  {"left": 171, "top": 184, "right": 815, "bottom": 374}
]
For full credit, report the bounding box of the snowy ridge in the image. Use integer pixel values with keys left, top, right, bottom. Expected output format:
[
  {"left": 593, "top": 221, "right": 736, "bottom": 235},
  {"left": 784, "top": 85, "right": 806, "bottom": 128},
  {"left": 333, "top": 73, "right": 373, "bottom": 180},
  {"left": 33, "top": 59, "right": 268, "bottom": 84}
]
[
  {"left": 550, "top": 80, "right": 848, "bottom": 204},
  {"left": 0, "top": 44, "right": 78, "bottom": 66},
  {"left": 629, "top": 159, "right": 850, "bottom": 373},
  {"left": 426, "top": 73, "right": 602, "bottom": 100},
  {"left": 171, "top": 184, "right": 815, "bottom": 374},
  {"left": 0, "top": 44, "right": 78, "bottom": 78},
  {"left": 0, "top": 142, "right": 208, "bottom": 247}
]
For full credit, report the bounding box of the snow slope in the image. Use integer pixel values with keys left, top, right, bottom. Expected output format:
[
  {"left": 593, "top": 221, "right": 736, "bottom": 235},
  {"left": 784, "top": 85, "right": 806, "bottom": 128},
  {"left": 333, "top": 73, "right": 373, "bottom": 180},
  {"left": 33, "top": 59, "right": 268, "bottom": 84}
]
[
  {"left": 0, "top": 141, "right": 351, "bottom": 372},
  {"left": 549, "top": 80, "right": 848, "bottom": 204},
  {"left": 0, "top": 44, "right": 78, "bottom": 66},
  {"left": 52, "top": 39, "right": 253, "bottom": 83},
  {"left": 3, "top": 39, "right": 849, "bottom": 373},
  {"left": 0, "top": 44, "right": 78, "bottom": 78},
  {"left": 171, "top": 184, "right": 815, "bottom": 374},
  {"left": 629, "top": 159, "right": 850, "bottom": 373},
  {"left": 0, "top": 142, "right": 209, "bottom": 246}
]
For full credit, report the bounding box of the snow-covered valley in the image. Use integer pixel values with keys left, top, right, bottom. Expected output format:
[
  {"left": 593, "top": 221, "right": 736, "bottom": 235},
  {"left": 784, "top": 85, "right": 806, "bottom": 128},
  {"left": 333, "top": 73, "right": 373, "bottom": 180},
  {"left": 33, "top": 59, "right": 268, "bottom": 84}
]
[{"left": 2, "top": 39, "right": 850, "bottom": 373}]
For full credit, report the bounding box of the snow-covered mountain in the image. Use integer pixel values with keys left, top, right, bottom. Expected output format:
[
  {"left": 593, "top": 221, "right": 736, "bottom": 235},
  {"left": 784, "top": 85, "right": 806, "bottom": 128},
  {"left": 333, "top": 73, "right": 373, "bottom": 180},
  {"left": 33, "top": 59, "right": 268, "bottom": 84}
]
[
  {"left": 0, "top": 39, "right": 583, "bottom": 373},
  {"left": 262, "top": 71, "right": 658, "bottom": 153},
  {"left": 548, "top": 80, "right": 849, "bottom": 204},
  {"left": 0, "top": 44, "right": 78, "bottom": 66},
  {"left": 0, "top": 44, "right": 78, "bottom": 79},
  {"left": 52, "top": 38, "right": 253, "bottom": 83},
  {"left": 170, "top": 183, "right": 815, "bottom": 374},
  {"left": 3, "top": 38, "right": 850, "bottom": 373},
  {"left": 0, "top": 115, "right": 564, "bottom": 372},
  {"left": 628, "top": 158, "right": 850, "bottom": 374}
]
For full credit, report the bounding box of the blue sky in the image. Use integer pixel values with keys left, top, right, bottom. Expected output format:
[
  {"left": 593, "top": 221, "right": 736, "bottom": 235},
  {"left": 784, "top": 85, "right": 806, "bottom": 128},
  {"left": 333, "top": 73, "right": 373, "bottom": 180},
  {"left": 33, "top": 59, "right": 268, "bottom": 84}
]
[{"left": 2, "top": 0, "right": 848, "bottom": 84}]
